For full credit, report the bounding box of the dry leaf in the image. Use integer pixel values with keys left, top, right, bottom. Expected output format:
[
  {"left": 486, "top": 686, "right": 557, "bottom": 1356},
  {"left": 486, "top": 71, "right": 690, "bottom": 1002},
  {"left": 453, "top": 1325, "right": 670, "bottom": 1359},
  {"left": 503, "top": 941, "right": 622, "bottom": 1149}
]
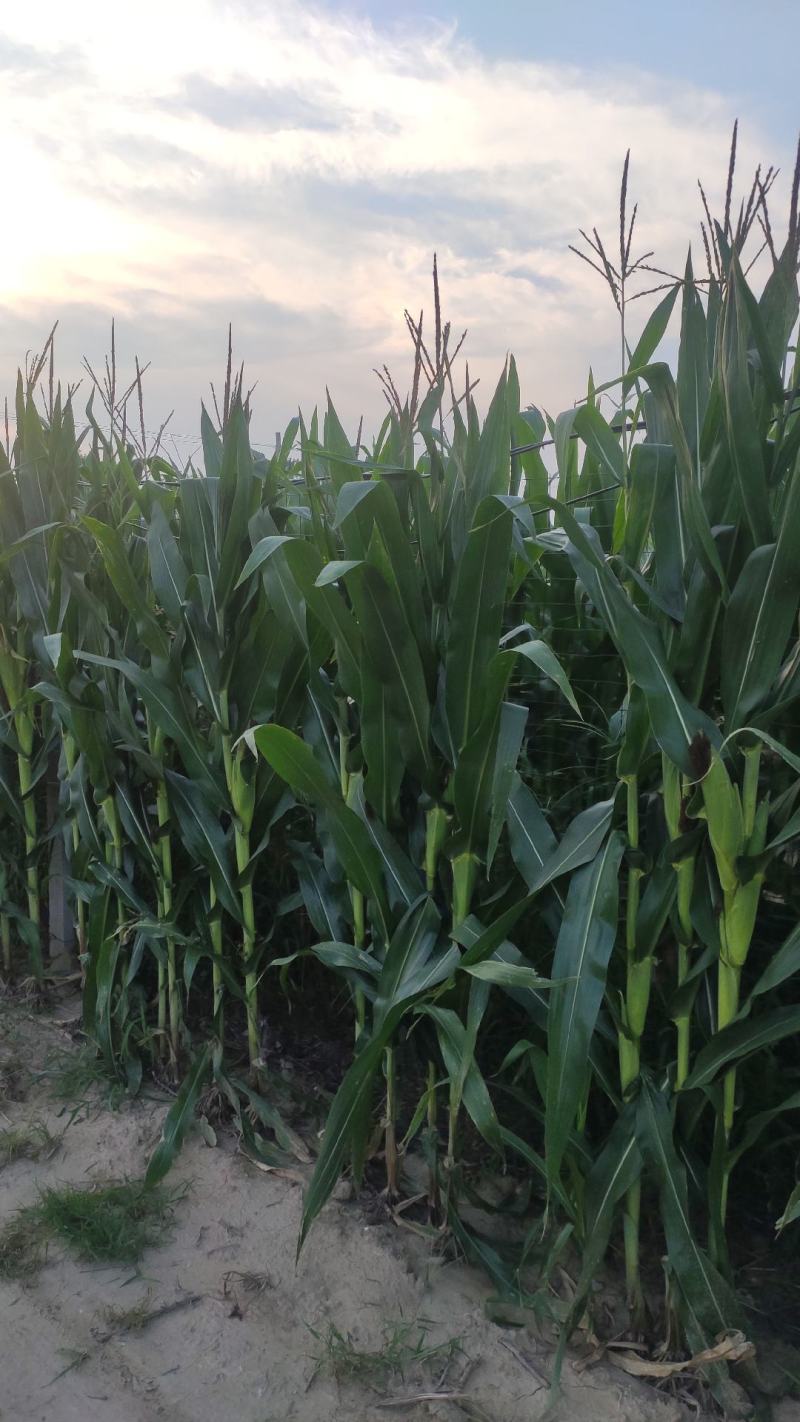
[{"left": 606, "top": 1330, "right": 754, "bottom": 1379}]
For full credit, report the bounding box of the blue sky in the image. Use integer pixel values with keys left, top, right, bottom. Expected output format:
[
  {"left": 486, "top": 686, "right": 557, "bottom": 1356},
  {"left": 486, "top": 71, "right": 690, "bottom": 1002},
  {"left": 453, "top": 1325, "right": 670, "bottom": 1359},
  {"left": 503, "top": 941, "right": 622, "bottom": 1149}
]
[
  {"left": 355, "top": 0, "right": 797, "bottom": 139},
  {"left": 0, "top": 1, "right": 796, "bottom": 455}
]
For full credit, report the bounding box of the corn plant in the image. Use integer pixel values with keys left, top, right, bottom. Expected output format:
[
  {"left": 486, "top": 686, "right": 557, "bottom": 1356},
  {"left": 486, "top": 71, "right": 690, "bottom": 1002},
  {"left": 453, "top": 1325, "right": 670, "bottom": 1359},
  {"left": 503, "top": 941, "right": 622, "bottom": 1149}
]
[{"left": 1, "top": 135, "right": 800, "bottom": 1412}]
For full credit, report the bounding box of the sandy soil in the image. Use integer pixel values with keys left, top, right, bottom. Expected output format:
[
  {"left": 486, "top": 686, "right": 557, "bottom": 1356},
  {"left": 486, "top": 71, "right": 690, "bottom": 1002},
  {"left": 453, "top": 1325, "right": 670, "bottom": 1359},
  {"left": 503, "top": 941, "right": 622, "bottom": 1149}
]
[{"left": 0, "top": 994, "right": 777, "bottom": 1422}]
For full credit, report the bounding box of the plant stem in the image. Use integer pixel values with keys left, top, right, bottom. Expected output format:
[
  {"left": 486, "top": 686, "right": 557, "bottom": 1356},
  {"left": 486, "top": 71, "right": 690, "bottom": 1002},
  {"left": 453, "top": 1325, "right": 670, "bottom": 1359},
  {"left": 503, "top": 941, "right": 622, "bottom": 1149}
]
[
  {"left": 208, "top": 883, "right": 224, "bottom": 1029},
  {"left": 220, "top": 691, "right": 259, "bottom": 1074},
  {"left": 674, "top": 858, "right": 695, "bottom": 1089},
  {"left": 352, "top": 888, "right": 366, "bottom": 1039},
  {"left": 620, "top": 773, "right": 646, "bottom": 1322},
  {"left": 150, "top": 723, "right": 180, "bottom": 1068},
  {"left": 426, "top": 1057, "right": 439, "bottom": 1216},
  {"left": 17, "top": 708, "right": 42, "bottom": 984},
  {"left": 714, "top": 745, "right": 763, "bottom": 1241},
  {"left": 235, "top": 823, "right": 259, "bottom": 1071},
  {"left": 445, "top": 851, "right": 479, "bottom": 1177},
  {"left": 156, "top": 773, "right": 180, "bottom": 1068},
  {"left": 63, "top": 733, "right": 86, "bottom": 957},
  {"left": 424, "top": 807, "right": 447, "bottom": 1214},
  {"left": 384, "top": 1044, "right": 398, "bottom": 1196},
  {"left": 1, "top": 912, "right": 10, "bottom": 976}
]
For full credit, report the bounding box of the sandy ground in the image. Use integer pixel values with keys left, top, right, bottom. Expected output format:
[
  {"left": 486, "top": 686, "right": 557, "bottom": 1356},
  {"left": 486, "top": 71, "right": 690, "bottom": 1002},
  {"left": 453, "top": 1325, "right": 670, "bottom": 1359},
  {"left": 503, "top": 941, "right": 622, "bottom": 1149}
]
[{"left": 0, "top": 995, "right": 786, "bottom": 1422}]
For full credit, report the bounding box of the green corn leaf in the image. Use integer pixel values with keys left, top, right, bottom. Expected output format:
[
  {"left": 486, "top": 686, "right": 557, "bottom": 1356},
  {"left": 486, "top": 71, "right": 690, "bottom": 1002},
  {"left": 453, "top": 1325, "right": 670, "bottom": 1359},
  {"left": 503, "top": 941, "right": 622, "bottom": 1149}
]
[
  {"left": 147, "top": 502, "right": 188, "bottom": 622},
  {"left": 721, "top": 463, "right": 800, "bottom": 726},
  {"left": 486, "top": 702, "right": 529, "bottom": 870},
  {"left": 550, "top": 502, "right": 719, "bottom": 772},
  {"left": 299, "top": 1023, "right": 394, "bottom": 1251},
  {"left": 360, "top": 663, "right": 404, "bottom": 822},
  {"left": 457, "top": 796, "right": 616, "bottom": 968},
  {"left": 445, "top": 497, "right": 513, "bottom": 753},
  {"left": 422, "top": 1003, "right": 504, "bottom": 1157},
  {"left": 217, "top": 405, "right": 259, "bottom": 608},
  {"left": 553, "top": 1109, "right": 642, "bottom": 1383},
  {"left": 637, "top": 1079, "right": 742, "bottom": 1339},
  {"left": 719, "top": 261, "right": 773, "bottom": 547},
  {"left": 165, "top": 771, "right": 241, "bottom": 921},
  {"left": 292, "top": 843, "right": 348, "bottom": 941},
  {"left": 624, "top": 284, "right": 679, "bottom": 394},
  {"left": 145, "top": 1046, "right": 211, "bottom": 1187},
  {"left": 336, "top": 479, "right": 430, "bottom": 669},
  {"left": 80, "top": 653, "right": 224, "bottom": 812},
  {"left": 452, "top": 692, "right": 505, "bottom": 858},
  {"left": 506, "top": 775, "right": 560, "bottom": 898},
  {"left": 676, "top": 251, "right": 710, "bottom": 475},
  {"left": 530, "top": 797, "right": 616, "bottom": 894},
  {"left": 633, "top": 363, "right": 728, "bottom": 597},
  {"left": 724, "top": 726, "right": 800, "bottom": 777},
  {"left": 727, "top": 1089, "right": 800, "bottom": 1171},
  {"left": 572, "top": 404, "right": 625, "bottom": 486},
  {"left": 90, "top": 901, "right": 119, "bottom": 1067},
  {"left": 462, "top": 960, "right": 555, "bottom": 992},
  {"left": 347, "top": 560, "right": 432, "bottom": 779},
  {"left": 545, "top": 831, "right": 625, "bottom": 1186},
  {"left": 466, "top": 365, "right": 511, "bottom": 512},
  {"left": 746, "top": 922, "right": 800, "bottom": 1003},
  {"left": 650, "top": 443, "right": 685, "bottom": 619},
  {"left": 230, "top": 1078, "right": 312, "bottom": 1163},
  {"left": 511, "top": 638, "right": 580, "bottom": 714},
  {"left": 683, "top": 1005, "right": 800, "bottom": 1089},
  {"left": 300, "top": 941, "right": 380, "bottom": 976},
  {"left": 373, "top": 895, "right": 443, "bottom": 1029},
  {"left": 254, "top": 726, "right": 390, "bottom": 937},
  {"left": 238, "top": 535, "right": 362, "bottom": 696},
  {"left": 621, "top": 444, "right": 662, "bottom": 570},
  {"left": 777, "top": 1183, "right": 800, "bottom": 1233},
  {"left": 347, "top": 773, "right": 424, "bottom": 908},
  {"left": 501, "top": 1126, "right": 574, "bottom": 1218}
]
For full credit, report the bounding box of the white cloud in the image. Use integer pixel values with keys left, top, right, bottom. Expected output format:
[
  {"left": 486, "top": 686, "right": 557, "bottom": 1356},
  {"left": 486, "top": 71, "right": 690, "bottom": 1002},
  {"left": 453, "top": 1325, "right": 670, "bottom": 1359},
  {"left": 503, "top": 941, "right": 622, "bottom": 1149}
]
[{"left": 0, "top": 1, "right": 790, "bottom": 441}]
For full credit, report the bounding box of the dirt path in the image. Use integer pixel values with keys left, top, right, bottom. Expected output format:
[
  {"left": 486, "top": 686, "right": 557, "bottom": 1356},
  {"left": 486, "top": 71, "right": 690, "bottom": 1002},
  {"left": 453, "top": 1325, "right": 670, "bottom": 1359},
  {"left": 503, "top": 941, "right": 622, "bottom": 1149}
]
[{"left": 0, "top": 997, "right": 744, "bottom": 1422}]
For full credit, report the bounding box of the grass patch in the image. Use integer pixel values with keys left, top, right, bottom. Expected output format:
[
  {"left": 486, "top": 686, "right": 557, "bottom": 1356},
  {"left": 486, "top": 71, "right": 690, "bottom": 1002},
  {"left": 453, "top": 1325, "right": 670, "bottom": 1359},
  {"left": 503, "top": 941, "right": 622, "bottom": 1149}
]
[
  {"left": 0, "top": 1204, "right": 49, "bottom": 1278},
  {"left": 41, "top": 1045, "right": 127, "bottom": 1110},
  {"left": 102, "top": 1293, "right": 160, "bottom": 1332},
  {"left": 38, "top": 1179, "right": 181, "bottom": 1263},
  {"left": 0, "top": 1178, "right": 182, "bottom": 1278},
  {"left": 308, "top": 1316, "right": 463, "bottom": 1385},
  {"left": 0, "top": 1051, "right": 28, "bottom": 1103},
  {"left": 0, "top": 1119, "right": 59, "bottom": 1167}
]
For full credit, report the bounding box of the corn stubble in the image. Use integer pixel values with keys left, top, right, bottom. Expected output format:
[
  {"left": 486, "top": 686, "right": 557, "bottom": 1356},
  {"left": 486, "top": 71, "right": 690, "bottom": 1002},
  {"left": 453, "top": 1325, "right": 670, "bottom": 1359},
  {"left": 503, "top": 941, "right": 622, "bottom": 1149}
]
[{"left": 1, "top": 126, "right": 800, "bottom": 1407}]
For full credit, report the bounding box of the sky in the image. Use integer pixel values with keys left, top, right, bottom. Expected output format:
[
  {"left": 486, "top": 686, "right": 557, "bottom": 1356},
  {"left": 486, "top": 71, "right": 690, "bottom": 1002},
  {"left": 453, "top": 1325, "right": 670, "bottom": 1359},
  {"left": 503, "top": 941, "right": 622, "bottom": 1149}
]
[{"left": 0, "top": 0, "right": 797, "bottom": 457}]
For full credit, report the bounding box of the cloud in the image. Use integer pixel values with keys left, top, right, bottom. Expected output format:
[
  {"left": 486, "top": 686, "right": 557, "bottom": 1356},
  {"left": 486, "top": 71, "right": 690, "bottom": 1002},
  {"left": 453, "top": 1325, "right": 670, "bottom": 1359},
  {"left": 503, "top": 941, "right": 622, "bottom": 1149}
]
[
  {"left": 0, "top": 1, "right": 790, "bottom": 441},
  {"left": 173, "top": 75, "right": 346, "bottom": 133},
  {"left": 0, "top": 34, "right": 85, "bottom": 83}
]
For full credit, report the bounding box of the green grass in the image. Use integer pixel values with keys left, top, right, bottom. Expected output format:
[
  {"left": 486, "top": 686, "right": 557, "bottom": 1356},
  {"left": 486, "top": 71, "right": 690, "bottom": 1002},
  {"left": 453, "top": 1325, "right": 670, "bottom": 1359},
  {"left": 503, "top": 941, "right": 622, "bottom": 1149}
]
[
  {"left": 308, "top": 1316, "right": 462, "bottom": 1385},
  {"left": 0, "top": 1204, "right": 49, "bottom": 1278},
  {"left": 0, "top": 1119, "right": 58, "bottom": 1167},
  {"left": 38, "top": 1179, "right": 181, "bottom": 1262},
  {"left": 0, "top": 1178, "right": 182, "bottom": 1277},
  {"left": 41, "top": 1045, "right": 127, "bottom": 1110},
  {"left": 101, "top": 1293, "right": 160, "bottom": 1332}
]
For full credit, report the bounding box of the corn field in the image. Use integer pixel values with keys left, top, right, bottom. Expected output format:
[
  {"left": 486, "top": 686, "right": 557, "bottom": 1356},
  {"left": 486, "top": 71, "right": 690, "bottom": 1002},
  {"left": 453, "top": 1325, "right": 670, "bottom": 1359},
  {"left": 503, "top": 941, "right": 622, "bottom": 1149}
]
[{"left": 2, "top": 136, "right": 800, "bottom": 1407}]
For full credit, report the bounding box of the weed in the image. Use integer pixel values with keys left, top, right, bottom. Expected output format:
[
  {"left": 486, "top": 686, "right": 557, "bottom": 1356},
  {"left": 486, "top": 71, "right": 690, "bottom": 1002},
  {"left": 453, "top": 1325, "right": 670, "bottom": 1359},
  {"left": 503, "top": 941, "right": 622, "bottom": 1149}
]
[
  {"left": 308, "top": 1316, "right": 462, "bottom": 1386},
  {"left": 0, "top": 1051, "right": 28, "bottom": 1103},
  {"left": 0, "top": 1177, "right": 183, "bottom": 1277},
  {"left": 102, "top": 1293, "right": 159, "bottom": 1332},
  {"left": 41, "top": 1045, "right": 126, "bottom": 1110},
  {"left": 37, "top": 1179, "right": 183, "bottom": 1263},
  {"left": 0, "top": 1119, "right": 59, "bottom": 1167},
  {"left": 100, "top": 1289, "right": 202, "bottom": 1335},
  {"left": 0, "top": 1204, "right": 48, "bottom": 1278}
]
